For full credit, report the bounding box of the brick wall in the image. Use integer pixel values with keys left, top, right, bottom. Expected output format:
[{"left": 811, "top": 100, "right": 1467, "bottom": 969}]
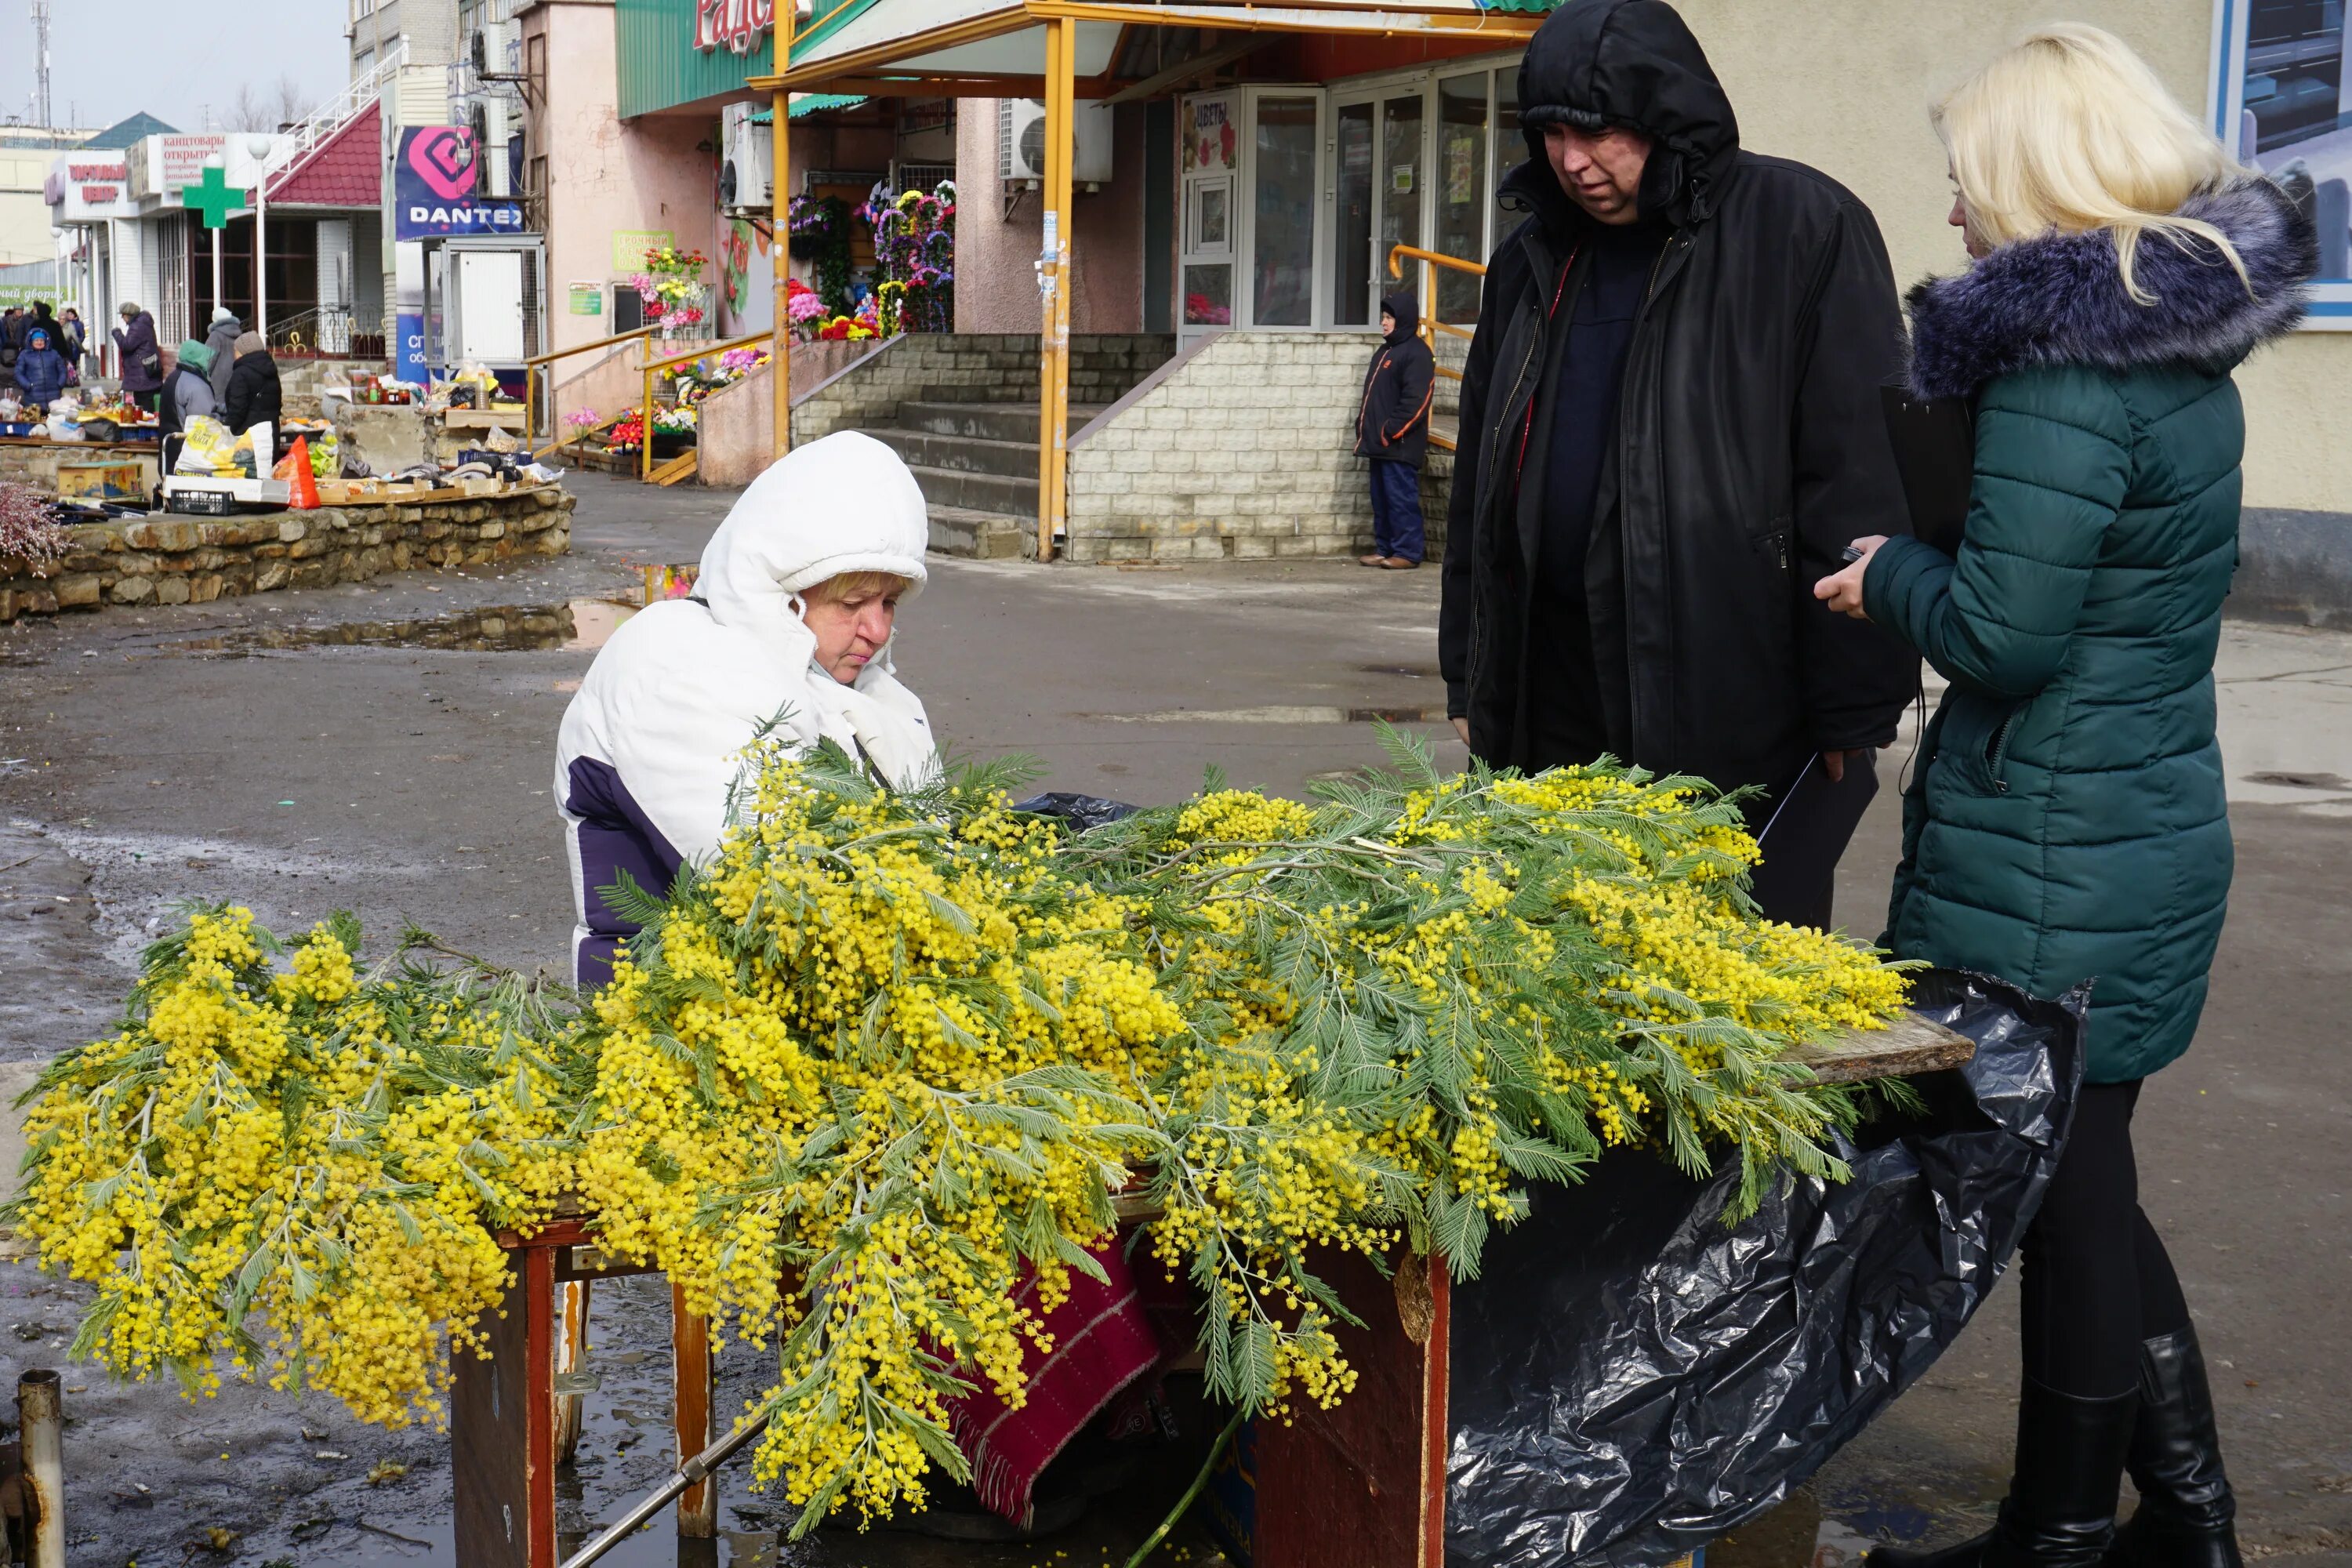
[
  {"left": 791, "top": 333, "right": 1174, "bottom": 444},
  {"left": 1062, "top": 331, "right": 1455, "bottom": 564},
  {"left": 0, "top": 488, "right": 574, "bottom": 625}
]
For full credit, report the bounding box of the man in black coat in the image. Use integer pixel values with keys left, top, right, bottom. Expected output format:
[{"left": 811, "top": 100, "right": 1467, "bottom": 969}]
[
  {"left": 1356, "top": 289, "right": 1436, "bottom": 569},
  {"left": 221, "top": 332, "right": 282, "bottom": 436},
  {"left": 1439, "top": 0, "right": 1918, "bottom": 925}
]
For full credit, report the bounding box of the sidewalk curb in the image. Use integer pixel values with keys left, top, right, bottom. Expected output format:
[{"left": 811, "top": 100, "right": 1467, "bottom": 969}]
[{"left": 2233, "top": 508, "right": 2352, "bottom": 629}]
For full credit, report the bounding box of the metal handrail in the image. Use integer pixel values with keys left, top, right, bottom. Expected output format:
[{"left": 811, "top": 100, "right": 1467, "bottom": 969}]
[
  {"left": 1386, "top": 245, "right": 1485, "bottom": 449},
  {"left": 637, "top": 333, "right": 775, "bottom": 481},
  {"left": 521, "top": 327, "right": 655, "bottom": 448}
]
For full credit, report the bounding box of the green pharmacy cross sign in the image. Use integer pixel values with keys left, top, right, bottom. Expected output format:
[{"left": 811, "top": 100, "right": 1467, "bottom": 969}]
[{"left": 181, "top": 164, "right": 247, "bottom": 230}]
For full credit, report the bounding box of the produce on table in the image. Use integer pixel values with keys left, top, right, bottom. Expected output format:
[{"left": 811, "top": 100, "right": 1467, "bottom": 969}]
[{"left": 9, "top": 733, "right": 1911, "bottom": 1534}]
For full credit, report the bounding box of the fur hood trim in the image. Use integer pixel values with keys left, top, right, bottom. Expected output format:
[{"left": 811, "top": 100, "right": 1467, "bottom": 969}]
[{"left": 1906, "top": 178, "right": 2316, "bottom": 400}]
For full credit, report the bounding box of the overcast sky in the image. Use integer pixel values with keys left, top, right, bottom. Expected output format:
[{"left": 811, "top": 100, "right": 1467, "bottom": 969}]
[{"left": 0, "top": 1, "right": 349, "bottom": 136}]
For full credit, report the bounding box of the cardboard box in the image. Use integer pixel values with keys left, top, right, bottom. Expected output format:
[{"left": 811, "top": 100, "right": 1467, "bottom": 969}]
[{"left": 56, "top": 459, "right": 147, "bottom": 502}]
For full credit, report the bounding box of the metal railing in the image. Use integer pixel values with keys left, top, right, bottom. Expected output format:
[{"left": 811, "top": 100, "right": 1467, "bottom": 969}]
[
  {"left": 638, "top": 333, "right": 773, "bottom": 481},
  {"left": 270, "top": 42, "right": 409, "bottom": 191},
  {"left": 1387, "top": 245, "right": 1485, "bottom": 452},
  {"left": 521, "top": 327, "right": 655, "bottom": 455},
  {"left": 268, "top": 307, "right": 385, "bottom": 361}
]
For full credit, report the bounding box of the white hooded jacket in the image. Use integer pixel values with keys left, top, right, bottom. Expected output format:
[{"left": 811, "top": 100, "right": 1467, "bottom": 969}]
[{"left": 555, "top": 430, "right": 939, "bottom": 984}]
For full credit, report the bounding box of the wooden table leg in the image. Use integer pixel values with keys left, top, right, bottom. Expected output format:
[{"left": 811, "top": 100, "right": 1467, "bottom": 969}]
[
  {"left": 454, "top": 1241, "right": 559, "bottom": 1568},
  {"left": 672, "top": 1283, "right": 716, "bottom": 1537}
]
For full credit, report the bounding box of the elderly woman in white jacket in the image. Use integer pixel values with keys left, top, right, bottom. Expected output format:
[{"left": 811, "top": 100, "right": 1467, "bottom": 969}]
[{"left": 556, "top": 430, "right": 941, "bottom": 987}]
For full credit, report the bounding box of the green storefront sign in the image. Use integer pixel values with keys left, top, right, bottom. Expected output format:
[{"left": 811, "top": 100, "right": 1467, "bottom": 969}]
[{"left": 616, "top": 0, "right": 775, "bottom": 119}]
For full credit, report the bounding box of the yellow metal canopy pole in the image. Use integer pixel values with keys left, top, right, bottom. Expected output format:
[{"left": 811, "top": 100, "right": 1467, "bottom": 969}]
[
  {"left": 770, "top": 78, "right": 793, "bottom": 458},
  {"left": 1035, "top": 16, "right": 1076, "bottom": 562}
]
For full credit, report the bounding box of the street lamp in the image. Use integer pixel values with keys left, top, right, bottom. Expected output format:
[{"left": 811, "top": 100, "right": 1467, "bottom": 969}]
[{"left": 247, "top": 134, "right": 274, "bottom": 338}]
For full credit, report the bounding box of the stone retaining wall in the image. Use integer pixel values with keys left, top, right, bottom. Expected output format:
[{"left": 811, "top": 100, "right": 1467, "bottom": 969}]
[
  {"left": 0, "top": 487, "right": 574, "bottom": 624},
  {"left": 1063, "top": 331, "right": 1453, "bottom": 563}
]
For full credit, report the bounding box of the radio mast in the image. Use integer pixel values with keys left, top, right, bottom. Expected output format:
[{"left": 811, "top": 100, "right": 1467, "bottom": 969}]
[{"left": 30, "top": 2, "right": 50, "bottom": 128}]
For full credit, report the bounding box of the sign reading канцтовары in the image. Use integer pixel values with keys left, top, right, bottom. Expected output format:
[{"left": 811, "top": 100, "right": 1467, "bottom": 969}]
[{"left": 394, "top": 127, "right": 526, "bottom": 241}]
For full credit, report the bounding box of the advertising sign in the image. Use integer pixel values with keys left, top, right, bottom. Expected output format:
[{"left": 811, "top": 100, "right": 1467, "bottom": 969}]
[
  {"left": 612, "top": 229, "right": 673, "bottom": 271},
  {"left": 49, "top": 156, "right": 133, "bottom": 221},
  {"left": 2209, "top": 0, "right": 2352, "bottom": 325},
  {"left": 394, "top": 128, "right": 526, "bottom": 241},
  {"left": 696, "top": 0, "right": 775, "bottom": 54}
]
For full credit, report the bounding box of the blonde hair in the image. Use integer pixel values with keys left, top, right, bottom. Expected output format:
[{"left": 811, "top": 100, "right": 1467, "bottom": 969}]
[
  {"left": 1934, "top": 23, "right": 2250, "bottom": 303},
  {"left": 803, "top": 570, "right": 912, "bottom": 604}
]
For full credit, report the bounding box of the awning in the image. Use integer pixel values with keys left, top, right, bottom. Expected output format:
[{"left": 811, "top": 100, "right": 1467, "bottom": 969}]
[
  {"left": 759, "top": 0, "right": 1545, "bottom": 93},
  {"left": 752, "top": 94, "right": 872, "bottom": 122}
]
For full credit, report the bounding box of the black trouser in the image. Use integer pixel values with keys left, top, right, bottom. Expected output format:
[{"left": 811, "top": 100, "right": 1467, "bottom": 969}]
[
  {"left": 1736, "top": 750, "right": 1878, "bottom": 930},
  {"left": 2020, "top": 1080, "right": 2194, "bottom": 1398}
]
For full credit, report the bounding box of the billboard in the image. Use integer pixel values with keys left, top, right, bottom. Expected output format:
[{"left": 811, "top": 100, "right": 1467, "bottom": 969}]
[
  {"left": 2211, "top": 0, "right": 2352, "bottom": 326},
  {"left": 394, "top": 128, "right": 526, "bottom": 241}
]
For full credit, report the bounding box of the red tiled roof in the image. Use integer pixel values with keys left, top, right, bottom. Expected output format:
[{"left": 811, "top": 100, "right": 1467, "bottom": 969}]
[{"left": 268, "top": 101, "right": 380, "bottom": 209}]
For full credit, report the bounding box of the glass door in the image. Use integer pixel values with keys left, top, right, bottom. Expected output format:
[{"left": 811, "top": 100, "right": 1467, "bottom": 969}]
[
  {"left": 1247, "top": 92, "right": 1321, "bottom": 326},
  {"left": 1330, "top": 89, "right": 1429, "bottom": 327},
  {"left": 1433, "top": 72, "right": 1490, "bottom": 325},
  {"left": 1379, "top": 92, "right": 1426, "bottom": 300},
  {"left": 1331, "top": 97, "right": 1376, "bottom": 326}
]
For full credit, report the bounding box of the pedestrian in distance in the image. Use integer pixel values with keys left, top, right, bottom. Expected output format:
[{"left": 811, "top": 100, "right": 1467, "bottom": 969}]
[
  {"left": 0, "top": 307, "right": 21, "bottom": 394},
  {"left": 156, "top": 339, "right": 216, "bottom": 444},
  {"left": 1439, "top": 0, "right": 1918, "bottom": 927},
  {"left": 222, "top": 330, "right": 281, "bottom": 435},
  {"left": 113, "top": 303, "right": 162, "bottom": 412},
  {"left": 204, "top": 306, "right": 241, "bottom": 405},
  {"left": 57, "top": 307, "right": 85, "bottom": 371},
  {"left": 1814, "top": 26, "right": 2315, "bottom": 1568},
  {"left": 13, "top": 325, "right": 74, "bottom": 413},
  {"left": 1356, "top": 289, "right": 1435, "bottom": 570}
]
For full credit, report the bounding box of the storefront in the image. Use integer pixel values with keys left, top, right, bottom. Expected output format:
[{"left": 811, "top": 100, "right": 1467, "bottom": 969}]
[{"left": 1171, "top": 56, "right": 1521, "bottom": 347}]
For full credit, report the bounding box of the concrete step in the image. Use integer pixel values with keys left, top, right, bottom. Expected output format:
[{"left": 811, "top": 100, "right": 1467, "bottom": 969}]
[
  {"left": 928, "top": 504, "right": 1029, "bottom": 561},
  {"left": 866, "top": 426, "right": 1039, "bottom": 479},
  {"left": 894, "top": 401, "right": 1109, "bottom": 442},
  {"left": 903, "top": 461, "right": 1039, "bottom": 518}
]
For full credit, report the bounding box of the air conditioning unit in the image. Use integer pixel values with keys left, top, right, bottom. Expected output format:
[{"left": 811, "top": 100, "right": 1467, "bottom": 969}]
[
  {"left": 720, "top": 102, "right": 774, "bottom": 213},
  {"left": 471, "top": 22, "right": 521, "bottom": 82},
  {"left": 997, "top": 99, "right": 1113, "bottom": 186}
]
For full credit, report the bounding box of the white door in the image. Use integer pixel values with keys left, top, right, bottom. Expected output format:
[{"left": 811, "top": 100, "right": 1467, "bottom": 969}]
[
  {"left": 1178, "top": 92, "right": 1240, "bottom": 350},
  {"left": 452, "top": 249, "right": 526, "bottom": 365}
]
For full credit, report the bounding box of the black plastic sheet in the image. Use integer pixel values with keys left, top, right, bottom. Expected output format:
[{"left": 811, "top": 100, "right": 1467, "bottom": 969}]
[
  {"left": 1446, "top": 969, "right": 2089, "bottom": 1568},
  {"left": 1014, "top": 792, "right": 1140, "bottom": 832}
]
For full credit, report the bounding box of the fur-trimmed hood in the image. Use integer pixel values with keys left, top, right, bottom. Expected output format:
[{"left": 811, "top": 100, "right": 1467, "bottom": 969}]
[{"left": 1906, "top": 178, "right": 2317, "bottom": 400}]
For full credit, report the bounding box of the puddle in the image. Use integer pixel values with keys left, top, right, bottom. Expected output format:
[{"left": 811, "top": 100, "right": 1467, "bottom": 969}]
[
  {"left": 1088, "top": 703, "right": 1438, "bottom": 724},
  {"left": 1356, "top": 662, "right": 1438, "bottom": 679},
  {"left": 169, "top": 600, "right": 638, "bottom": 656}
]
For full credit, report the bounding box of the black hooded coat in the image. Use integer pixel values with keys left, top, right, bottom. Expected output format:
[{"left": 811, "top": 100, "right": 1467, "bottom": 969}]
[
  {"left": 1439, "top": 0, "right": 1918, "bottom": 789},
  {"left": 1356, "top": 289, "right": 1436, "bottom": 468}
]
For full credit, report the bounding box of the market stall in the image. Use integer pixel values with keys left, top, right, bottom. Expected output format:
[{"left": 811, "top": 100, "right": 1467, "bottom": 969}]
[{"left": 5, "top": 746, "right": 2074, "bottom": 1568}]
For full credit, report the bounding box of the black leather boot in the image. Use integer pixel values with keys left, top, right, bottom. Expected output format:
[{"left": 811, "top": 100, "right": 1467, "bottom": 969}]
[
  {"left": 1869, "top": 1377, "right": 2138, "bottom": 1568},
  {"left": 2107, "top": 1328, "right": 2242, "bottom": 1568}
]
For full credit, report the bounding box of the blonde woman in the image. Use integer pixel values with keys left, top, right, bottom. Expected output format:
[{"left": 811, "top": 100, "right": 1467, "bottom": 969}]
[{"left": 1813, "top": 25, "right": 2314, "bottom": 1568}]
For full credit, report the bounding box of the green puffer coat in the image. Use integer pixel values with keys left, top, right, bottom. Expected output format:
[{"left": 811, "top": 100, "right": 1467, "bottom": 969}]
[{"left": 1863, "top": 178, "right": 2314, "bottom": 1083}]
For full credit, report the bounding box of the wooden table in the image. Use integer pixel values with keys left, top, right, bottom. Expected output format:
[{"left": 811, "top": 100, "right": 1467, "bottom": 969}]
[{"left": 449, "top": 1016, "right": 1973, "bottom": 1568}]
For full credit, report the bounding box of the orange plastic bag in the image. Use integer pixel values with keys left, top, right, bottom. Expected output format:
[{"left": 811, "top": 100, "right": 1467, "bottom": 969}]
[{"left": 283, "top": 436, "right": 320, "bottom": 509}]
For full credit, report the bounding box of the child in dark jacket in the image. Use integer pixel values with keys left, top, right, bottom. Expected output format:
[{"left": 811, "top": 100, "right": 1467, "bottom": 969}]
[
  {"left": 1354, "top": 289, "right": 1436, "bottom": 568},
  {"left": 13, "top": 327, "right": 73, "bottom": 412}
]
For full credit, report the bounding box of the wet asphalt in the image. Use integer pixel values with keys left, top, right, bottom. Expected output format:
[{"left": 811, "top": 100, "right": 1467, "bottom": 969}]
[{"left": 0, "top": 472, "right": 2344, "bottom": 1566}]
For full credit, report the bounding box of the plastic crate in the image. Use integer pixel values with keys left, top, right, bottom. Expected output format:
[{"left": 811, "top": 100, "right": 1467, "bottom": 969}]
[{"left": 165, "top": 487, "right": 238, "bottom": 517}]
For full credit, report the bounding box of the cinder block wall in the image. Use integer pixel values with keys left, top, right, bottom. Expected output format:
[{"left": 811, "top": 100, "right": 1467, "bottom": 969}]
[
  {"left": 791, "top": 333, "right": 1174, "bottom": 445},
  {"left": 1063, "top": 332, "right": 1454, "bottom": 564}
]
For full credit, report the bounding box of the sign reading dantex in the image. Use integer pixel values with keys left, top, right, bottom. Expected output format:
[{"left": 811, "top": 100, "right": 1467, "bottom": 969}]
[
  {"left": 695, "top": 0, "right": 775, "bottom": 53},
  {"left": 394, "top": 128, "right": 526, "bottom": 240}
]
